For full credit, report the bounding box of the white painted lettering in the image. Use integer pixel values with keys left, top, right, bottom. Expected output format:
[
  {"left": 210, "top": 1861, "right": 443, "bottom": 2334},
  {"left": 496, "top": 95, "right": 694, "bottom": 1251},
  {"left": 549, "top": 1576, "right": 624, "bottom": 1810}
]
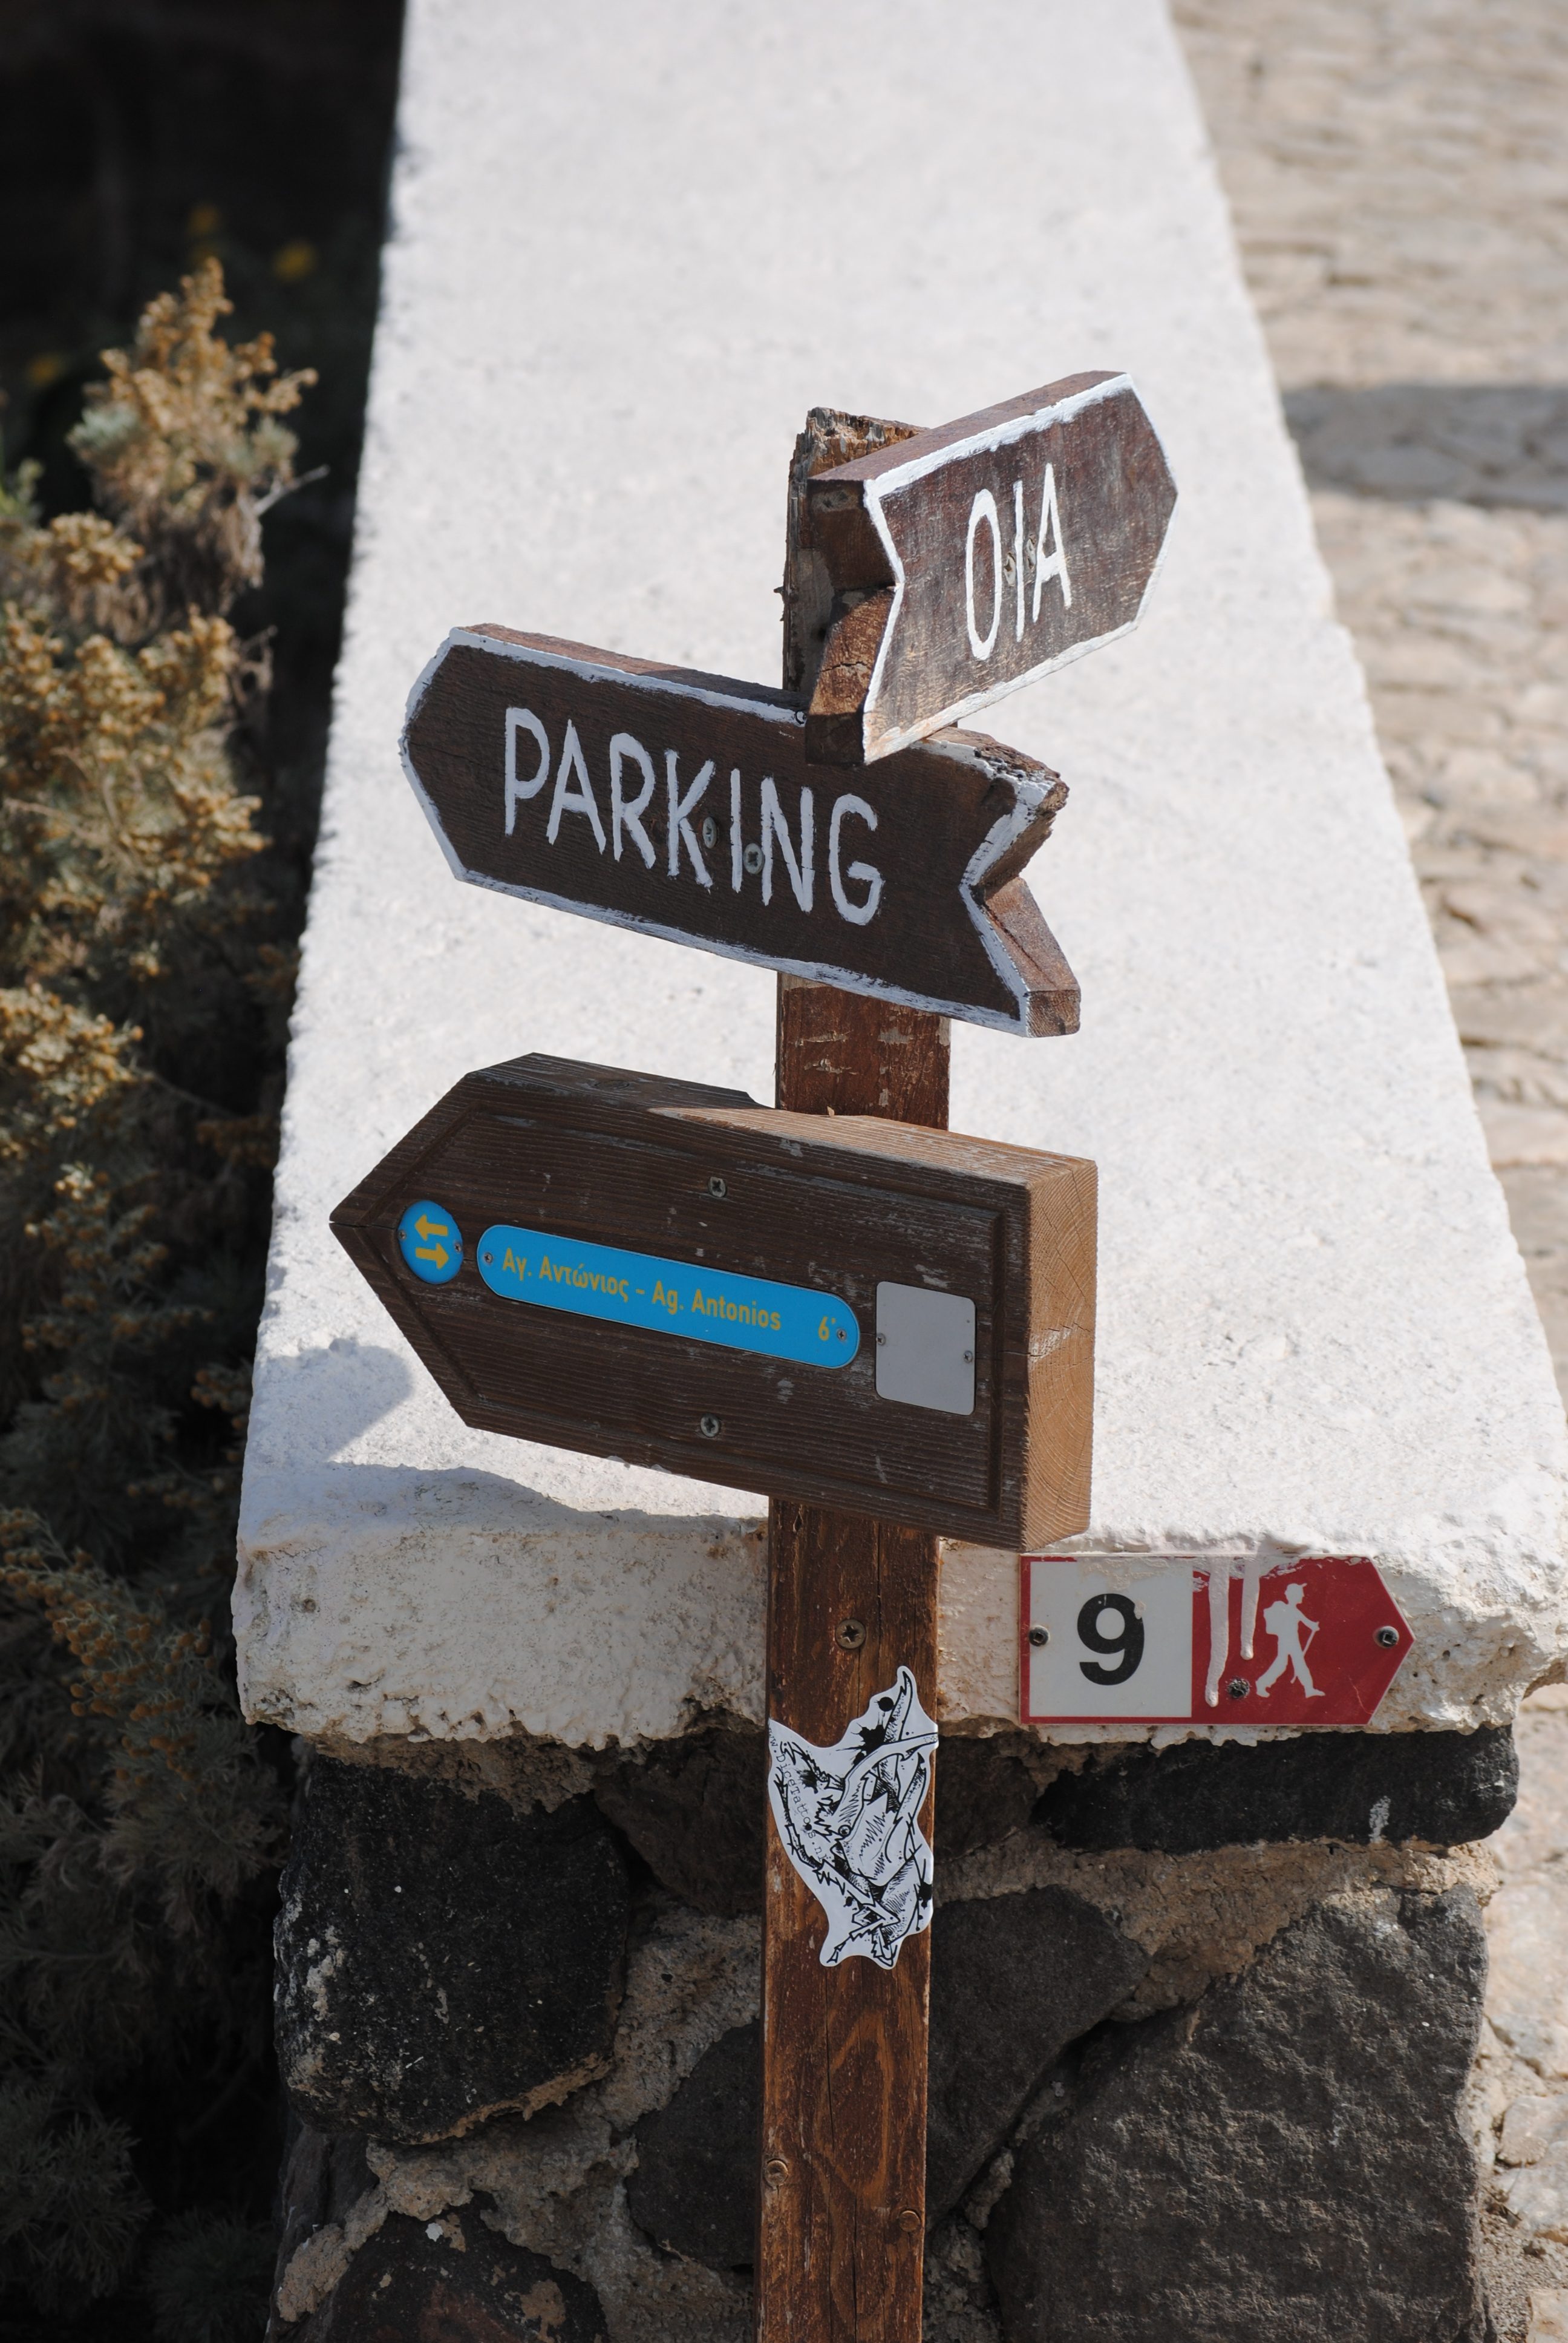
[
  {"left": 608, "top": 732, "right": 656, "bottom": 867},
  {"left": 965, "top": 488, "right": 1003, "bottom": 660},
  {"left": 505, "top": 709, "right": 550, "bottom": 833},
  {"left": 1031, "top": 462, "right": 1071, "bottom": 617},
  {"left": 1013, "top": 479, "right": 1026, "bottom": 642},
  {"left": 730, "top": 769, "right": 743, "bottom": 893},
  {"left": 761, "top": 778, "right": 814, "bottom": 911},
  {"left": 545, "top": 720, "right": 606, "bottom": 851},
  {"left": 665, "top": 751, "right": 714, "bottom": 887},
  {"left": 828, "top": 795, "right": 884, "bottom": 926}
]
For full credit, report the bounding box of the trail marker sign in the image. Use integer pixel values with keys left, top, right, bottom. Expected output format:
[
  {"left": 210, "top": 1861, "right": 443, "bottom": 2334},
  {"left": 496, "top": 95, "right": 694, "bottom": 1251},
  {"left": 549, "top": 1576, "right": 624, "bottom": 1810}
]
[
  {"left": 1019, "top": 1553, "right": 1414, "bottom": 1726},
  {"left": 800, "top": 372, "right": 1177, "bottom": 764},
  {"left": 332, "top": 1054, "right": 1096, "bottom": 1550},
  {"left": 402, "top": 626, "right": 1080, "bottom": 1034}
]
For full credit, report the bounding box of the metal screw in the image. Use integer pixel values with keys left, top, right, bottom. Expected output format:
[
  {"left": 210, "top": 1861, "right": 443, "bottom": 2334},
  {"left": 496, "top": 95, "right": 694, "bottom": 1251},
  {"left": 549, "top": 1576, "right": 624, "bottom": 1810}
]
[
  {"left": 877, "top": 1332, "right": 887, "bottom": 1346},
  {"left": 708, "top": 1175, "right": 727, "bottom": 1199},
  {"left": 699, "top": 1414, "right": 721, "bottom": 1438},
  {"left": 1027, "top": 1625, "right": 1049, "bottom": 1649},
  {"left": 897, "top": 2208, "right": 921, "bottom": 2233},
  {"left": 836, "top": 1619, "right": 867, "bottom": 1651},
  {"left": 1376, "top": 1625, "right": 1400, "bottom": 1648},
  {"left": 1228, "top": 1678, "right": 1249, "bottom": 1699},
  {"left": 482, "top": 1252, "right": 493, "bottom": 1265},
  {"left": 764, "top": 2158, "right": 790, "bottom": 2186},
  {"left": 701, "top": 814, "right": 719, "bottom": 849},
  {"left": 743, "top": 842, "right": 764, "bottom": 875},
  {"left": 962, "top": 1349, "right": 973, "bottom": 1363}
]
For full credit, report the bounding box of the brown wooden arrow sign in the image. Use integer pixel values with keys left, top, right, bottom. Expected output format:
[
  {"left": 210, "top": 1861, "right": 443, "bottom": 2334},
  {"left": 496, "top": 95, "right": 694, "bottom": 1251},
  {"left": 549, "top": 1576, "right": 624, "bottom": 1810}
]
[
  {"left": 801, "top": 371, "right": 1177, "bottom": 764},
  {"left": 330, "top": 1054, "right": 1096, "bottom": 1550},
  {"left": 401, "top": 625, "right": 1079, "bottom": 1035}
]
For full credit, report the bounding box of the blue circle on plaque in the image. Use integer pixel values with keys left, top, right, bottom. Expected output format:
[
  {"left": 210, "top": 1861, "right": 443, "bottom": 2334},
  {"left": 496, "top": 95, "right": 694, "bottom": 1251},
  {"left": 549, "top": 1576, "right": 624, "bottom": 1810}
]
[{"left": 397, "top": 1199, "right": 463, "bottom": 1283}]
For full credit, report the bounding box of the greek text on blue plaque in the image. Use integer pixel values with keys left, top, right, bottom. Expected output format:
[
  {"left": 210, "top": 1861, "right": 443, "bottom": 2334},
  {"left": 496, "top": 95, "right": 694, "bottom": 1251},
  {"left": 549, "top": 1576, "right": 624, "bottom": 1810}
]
[{"left": 474, "top": 1225, "right": 860, "bottom": 1368}]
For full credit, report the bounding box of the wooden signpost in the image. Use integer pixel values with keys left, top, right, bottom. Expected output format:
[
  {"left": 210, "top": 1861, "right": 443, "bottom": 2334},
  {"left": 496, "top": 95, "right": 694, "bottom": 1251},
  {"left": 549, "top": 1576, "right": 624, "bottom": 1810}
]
[
  {"left": 330, "top": 1053, "right": 1095, "bottom": 1548},
  {"left": 335, "top": 379, "right": 1179, "bottom": 2343},
  {"left": 402, "top": 628, "right": 1080, "bottom": 1033},
  {"left": 798, "top": 372, "right": 1176, "bottom": 764}
]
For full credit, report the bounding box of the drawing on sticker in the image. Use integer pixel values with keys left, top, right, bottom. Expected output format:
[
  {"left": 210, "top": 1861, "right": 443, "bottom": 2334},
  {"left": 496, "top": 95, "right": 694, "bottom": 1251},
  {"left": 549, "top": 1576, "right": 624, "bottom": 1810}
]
[
  {"left": 767, "top": 1667, "right": 936, "bottom": 1970},
  {"left": 1254, "top": 1582, "right": 1324, "bottom": 1699}
]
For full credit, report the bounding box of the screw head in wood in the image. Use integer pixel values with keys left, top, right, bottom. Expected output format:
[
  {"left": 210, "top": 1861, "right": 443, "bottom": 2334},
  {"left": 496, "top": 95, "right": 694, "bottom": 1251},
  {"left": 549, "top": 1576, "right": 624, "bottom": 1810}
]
[
  {"left": 743, "top": 842, "right": 764, "bottom": 876},
  {"left": 707, "top": 1175, "right": 727, "bottom": 1199},
  {"left": 764, "top": 2158, "right": 790, "bottom": 2186},
  {"left": 897, "top": 2208, "right": 921, "bottom": 2233},
  {"left": 699, "top": 1414, "right": 721, "bottom": 1438},
  {"left": 1027, "top": 1625, "right": 1048, "bottom": 1648},
  {"left": 1228, "top": 1678, "right": 1249, "bottom": 1699},
  {"left": 1376, "top": 1625, "right": 1399, "bottom": 1648},
  {"left": 836, "top": 1618, "right": 867, "bottom": 1651}
]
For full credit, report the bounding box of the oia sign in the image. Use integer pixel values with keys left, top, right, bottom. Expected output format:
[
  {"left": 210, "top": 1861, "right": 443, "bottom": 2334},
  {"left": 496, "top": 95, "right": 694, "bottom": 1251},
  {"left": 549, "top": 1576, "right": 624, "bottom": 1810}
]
[{"left": 802, "top": 371, "right": 1177, "bottom": 764}]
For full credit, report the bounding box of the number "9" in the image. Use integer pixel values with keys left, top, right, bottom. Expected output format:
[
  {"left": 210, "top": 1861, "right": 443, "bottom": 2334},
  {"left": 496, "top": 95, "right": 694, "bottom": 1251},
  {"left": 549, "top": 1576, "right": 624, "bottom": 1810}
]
[{"left": 1077, "top": 1593, "right": 1145, "bottom": 1686}]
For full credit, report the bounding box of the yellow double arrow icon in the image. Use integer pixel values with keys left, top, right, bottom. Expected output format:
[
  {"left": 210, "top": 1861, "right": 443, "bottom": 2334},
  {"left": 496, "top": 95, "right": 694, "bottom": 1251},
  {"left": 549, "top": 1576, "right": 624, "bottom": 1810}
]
[
  {"left": 399, "top": 1201, "right": 463, "bottom": 1283},
  {"left": 413, "top": 1211, "right": 451, "bottom": 1267}
]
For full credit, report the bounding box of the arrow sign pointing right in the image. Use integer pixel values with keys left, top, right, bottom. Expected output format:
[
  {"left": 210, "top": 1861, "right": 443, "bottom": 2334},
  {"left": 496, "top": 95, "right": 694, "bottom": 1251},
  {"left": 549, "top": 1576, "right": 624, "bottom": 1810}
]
[
  {"left": 802, "top": 372, "right": 1177, "bottom": 764},
  {"left": 402, "top": 626, "right": 1080, "bottom": 1035}
]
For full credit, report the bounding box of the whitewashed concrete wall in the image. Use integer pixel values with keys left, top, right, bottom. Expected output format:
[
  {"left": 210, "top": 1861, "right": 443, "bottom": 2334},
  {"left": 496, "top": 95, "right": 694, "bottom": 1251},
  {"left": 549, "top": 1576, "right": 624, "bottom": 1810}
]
[{"left": 235, "top": 0, "right": 1568, "bottom": 1748}]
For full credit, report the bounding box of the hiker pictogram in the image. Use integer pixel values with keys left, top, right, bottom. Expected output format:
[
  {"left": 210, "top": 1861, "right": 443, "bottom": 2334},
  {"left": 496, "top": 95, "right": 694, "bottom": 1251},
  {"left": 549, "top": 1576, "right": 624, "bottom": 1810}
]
[{"left": 1255, "top": 1581, "right": 1324, "bottom": 1699}]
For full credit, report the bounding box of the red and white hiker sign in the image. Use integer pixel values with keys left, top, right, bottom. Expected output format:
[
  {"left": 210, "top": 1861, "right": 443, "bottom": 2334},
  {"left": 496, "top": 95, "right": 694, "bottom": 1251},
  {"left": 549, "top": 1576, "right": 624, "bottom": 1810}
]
[{"left": 1019, "top": 1554, "right": 1413, "bottom": 1727}]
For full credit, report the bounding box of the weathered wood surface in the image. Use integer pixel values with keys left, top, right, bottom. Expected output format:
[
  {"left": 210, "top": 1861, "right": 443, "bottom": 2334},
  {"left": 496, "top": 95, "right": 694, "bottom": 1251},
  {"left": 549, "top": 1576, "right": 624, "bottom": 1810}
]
[
  {"left": 760, "top": 1497, "right": 940, "bottom": 2343},
  {"left": 401, "top": 624, "right": 1079, "bottom": 1035},
  {"left": 328, "top": 1054, "right": 1096, "bottom": 1549},
  {"left": 801, "top": 372, "right": 1177, "bottom": 763},
  {"left": 759, "top": 411, "right": 943, "bottom": 2343}
]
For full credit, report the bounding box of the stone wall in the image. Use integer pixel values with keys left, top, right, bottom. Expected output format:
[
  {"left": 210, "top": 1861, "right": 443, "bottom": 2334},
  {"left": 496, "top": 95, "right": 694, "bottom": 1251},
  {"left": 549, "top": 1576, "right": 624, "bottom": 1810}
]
[{"left": 267, "top": 1729, "right": 1508, "bottom": 2341}]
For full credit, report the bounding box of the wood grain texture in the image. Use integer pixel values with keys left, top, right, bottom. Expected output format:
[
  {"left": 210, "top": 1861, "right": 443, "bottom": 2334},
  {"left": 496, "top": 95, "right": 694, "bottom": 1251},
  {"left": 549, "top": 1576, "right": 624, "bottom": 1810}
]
[
  {"left": 329, "top": 1055, "right": 1094, "bottom": 1548},
  {"left": 401, "top": 624, "right": 1078, "bottom": 1036},
  {"left": 802, "top": 372, "right": 1177, "bottom": 763},
  {"left": 759, "top": 408, "right": 945, "bottom": 2343},
  {"left": 783, "top": 407, "right": 920, "bottom": 703},
  {"left": 759, "top": 1501, "right": 939, "bottom": 2343}
]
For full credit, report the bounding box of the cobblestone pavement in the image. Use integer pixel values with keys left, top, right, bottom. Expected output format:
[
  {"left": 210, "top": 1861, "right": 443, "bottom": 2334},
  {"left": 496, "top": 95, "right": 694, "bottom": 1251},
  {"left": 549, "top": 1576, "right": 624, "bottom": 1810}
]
[{"left": 1174, "top": 7, "right": 1568, "bottom": 2334}]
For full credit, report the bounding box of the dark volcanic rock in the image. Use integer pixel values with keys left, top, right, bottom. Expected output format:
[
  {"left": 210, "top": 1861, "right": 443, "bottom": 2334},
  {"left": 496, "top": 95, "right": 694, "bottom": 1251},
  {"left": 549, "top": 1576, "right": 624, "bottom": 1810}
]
[
  {"left": 283, "top": 2203, "right": 607, "bottom": 2341},
  {"left": 934, "top": 1735, "right": 1051, "bottom": 1856},
  {"left": 627, "top": 2019, "right": 760, "bottom": 2268},
  {"left": 1036, "top": 1727, "right": 1516, "bottom": 1853},
  {"left": 927, "top": 1889, "right": 1148, "bottom": 2219},
  {"left": 594, "top": 1725, "right": 1049, "bottom": 1912},
  {"left": 987, "top": 1887, "right": 1491, "bottom": 2343},
  {"left": 593, "top": 1726, "right": 766, "bottom": 1914},
  {"left": 624, "top": 1891, "right": 1148, "bottom": 2268},
  {"left": 275, "top": 1756, "right": 630, "bottom": 2143},
  {"left": 269, "top": 2123, "right": 377, "bottom": 2338}
]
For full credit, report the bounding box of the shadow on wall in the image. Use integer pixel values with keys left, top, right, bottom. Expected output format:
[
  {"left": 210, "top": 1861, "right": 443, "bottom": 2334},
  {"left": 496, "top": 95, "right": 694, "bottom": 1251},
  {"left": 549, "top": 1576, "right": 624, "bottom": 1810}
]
[{"left": 1285, "top": 384, "right": 1568, "bottom": 510}]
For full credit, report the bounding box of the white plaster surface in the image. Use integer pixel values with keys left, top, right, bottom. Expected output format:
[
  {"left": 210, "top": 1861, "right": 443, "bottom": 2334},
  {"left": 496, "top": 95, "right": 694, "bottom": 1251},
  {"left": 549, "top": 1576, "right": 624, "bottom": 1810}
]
[{"left": 235, "top": 0, "right": 1568, "bottom": 1749}]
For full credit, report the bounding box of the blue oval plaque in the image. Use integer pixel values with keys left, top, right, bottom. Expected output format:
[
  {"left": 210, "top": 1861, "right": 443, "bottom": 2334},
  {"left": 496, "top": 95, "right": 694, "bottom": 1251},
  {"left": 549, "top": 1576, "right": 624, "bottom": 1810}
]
[
  {"left": 397, "top": 1198, "right": 463, "bottom": 1283},
  {"left": 475, "top": 1224, "right": 860, "bottom": 1368}
]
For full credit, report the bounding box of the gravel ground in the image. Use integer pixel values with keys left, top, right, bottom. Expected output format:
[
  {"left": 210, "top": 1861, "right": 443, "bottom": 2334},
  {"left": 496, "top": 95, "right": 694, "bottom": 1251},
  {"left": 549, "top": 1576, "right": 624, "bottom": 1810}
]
[{"left": 1174, "top": 8, "right": 1568, "bottom": 2336}]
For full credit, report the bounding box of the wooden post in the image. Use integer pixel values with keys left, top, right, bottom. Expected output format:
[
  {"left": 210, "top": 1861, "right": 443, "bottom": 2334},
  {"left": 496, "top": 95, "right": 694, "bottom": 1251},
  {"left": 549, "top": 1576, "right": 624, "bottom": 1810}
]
[{"left": 757, "top": 412, "right": 944, "bottom": 2343}]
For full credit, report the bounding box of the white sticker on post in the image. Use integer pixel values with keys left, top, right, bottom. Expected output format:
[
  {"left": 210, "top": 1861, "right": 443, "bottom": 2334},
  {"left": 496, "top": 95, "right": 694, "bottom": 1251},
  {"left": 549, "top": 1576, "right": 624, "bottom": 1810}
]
[{"left": 1019, "top": 1556, "right": 1197, "bottom": 1722}]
